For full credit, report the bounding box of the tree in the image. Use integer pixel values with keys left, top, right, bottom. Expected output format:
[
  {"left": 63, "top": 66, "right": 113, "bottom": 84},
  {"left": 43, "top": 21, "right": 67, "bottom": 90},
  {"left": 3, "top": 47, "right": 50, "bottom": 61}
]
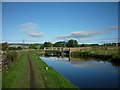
[
  {"left": 53, "top": 41, "right": 66, "bottom": 47},
  {"left": 2, "top": 42, "right": 8, "bottom": 51},
  {"left": 39, "top": 44, "right": 44, "bottom": 49},
  {"left": 80, "top": 44, "right": 85, "bottom": 47},
  {"left": 29, "top": 44, "right": 37, "bottom": 49},
  {"left": 43, "top": 42, "right": 53, "bottom": 47},
  {"left": 66, "top": 39, "right": 78, "bottom": 47}
]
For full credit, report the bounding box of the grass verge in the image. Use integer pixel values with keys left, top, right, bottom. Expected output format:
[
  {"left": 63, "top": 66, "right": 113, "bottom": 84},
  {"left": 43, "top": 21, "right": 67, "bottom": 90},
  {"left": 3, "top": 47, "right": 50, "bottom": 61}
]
[
  {"left": 28, "top": 50, "right": 77, "bottom": 88},
  {"left": 2, "top": 50, "right": 78, "bottom": 88},
  {"left": 2, "top": 51, "right": 30, "bottom": 88}
]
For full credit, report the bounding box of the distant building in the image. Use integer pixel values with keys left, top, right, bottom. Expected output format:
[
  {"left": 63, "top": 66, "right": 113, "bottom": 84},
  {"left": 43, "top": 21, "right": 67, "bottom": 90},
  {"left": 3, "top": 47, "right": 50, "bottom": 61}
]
[
  {"left": 9, "top": 45, "right": 22, "bottom": 48},
  {"left": 9, "top": 45, "right": 29, "bottom": 49}
]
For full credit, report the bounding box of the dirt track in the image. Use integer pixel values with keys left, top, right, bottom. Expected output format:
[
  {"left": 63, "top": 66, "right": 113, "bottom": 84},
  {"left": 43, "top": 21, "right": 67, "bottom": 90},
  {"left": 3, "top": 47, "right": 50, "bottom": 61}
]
[{"left": 27, "top": 54, "right": 35, "bottom": 88}]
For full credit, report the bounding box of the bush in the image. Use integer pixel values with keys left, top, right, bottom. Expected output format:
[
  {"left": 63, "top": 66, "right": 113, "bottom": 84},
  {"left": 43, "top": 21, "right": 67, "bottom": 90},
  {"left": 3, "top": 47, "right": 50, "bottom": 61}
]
[
  {"left": 71, "top": 50, "right": 120, "bottom": 63},
  {"left": 6, "top": 51, "right": 18, "bottom": 62},
  {"left": 2, "top": 51, "right": 18, "bottom": 70}
]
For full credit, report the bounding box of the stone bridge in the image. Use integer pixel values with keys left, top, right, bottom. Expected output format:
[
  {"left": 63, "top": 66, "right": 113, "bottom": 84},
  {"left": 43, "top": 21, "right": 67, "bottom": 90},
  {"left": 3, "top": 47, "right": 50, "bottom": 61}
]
[{"left": 44, "top": 47, "right": 92, "bottom": 55}]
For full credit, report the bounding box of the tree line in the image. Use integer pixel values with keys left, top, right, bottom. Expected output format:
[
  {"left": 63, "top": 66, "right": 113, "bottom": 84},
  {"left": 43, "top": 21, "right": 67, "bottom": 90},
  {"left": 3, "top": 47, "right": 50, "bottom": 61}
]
[{"left": 1, "top": 39, "right": 120, "bottom": 51}]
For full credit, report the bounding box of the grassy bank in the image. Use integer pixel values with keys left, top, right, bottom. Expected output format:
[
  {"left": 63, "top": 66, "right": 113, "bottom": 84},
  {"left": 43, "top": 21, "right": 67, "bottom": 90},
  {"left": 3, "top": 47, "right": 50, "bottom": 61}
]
[
  {"left": 2, "top": 50, "right": 77, "bottom": 88},
  {"left": 71, "top": 48, "right": 120, "bottom": 64},
  {"left": 28, "top": 50, "right": 77, "bottom": 88},
  {"left": 2, "top": 51, "right": 30, "bottom": 88}
]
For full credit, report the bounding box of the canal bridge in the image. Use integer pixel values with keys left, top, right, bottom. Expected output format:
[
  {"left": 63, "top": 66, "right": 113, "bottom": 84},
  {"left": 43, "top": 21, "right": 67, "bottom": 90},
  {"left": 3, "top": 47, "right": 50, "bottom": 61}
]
[
  {"left": 44, "top": 47, "right": 92, "bottom": 51},
  {"left": 44, "top": 47, "right": 92, "bottom": 56},
  {"left": 44, "top": 47, "right": 70, "bottom": 56}
]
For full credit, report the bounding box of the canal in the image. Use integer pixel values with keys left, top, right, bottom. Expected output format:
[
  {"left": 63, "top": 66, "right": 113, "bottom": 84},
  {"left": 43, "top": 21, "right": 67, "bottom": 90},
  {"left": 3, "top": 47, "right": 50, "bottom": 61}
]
[{"left": 40, "top": 56, "right": 119, "bottom": 88}]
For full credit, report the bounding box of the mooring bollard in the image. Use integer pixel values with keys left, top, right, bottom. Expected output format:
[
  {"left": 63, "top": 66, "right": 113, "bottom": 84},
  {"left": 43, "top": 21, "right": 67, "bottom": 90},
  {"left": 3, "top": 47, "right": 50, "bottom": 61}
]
[{"left": 45, "top": 67, "right": 48, "bottom": 70}]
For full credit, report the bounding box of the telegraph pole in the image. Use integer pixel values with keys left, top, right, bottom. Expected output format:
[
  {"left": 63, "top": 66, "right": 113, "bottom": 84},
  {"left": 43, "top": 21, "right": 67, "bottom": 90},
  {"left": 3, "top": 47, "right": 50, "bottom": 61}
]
[{"left": 23, "top": 39, "right": 25, "bottom": 49}]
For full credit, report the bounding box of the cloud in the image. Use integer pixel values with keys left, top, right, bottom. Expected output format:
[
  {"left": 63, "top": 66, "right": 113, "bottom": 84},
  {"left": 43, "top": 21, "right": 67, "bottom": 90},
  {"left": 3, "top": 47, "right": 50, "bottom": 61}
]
[
  {"left": 17, "top": 22, "right": 44, "bottom": 37},
  {"left": 100, "top": 37, "right": 120, "bottom": 40},
  {"left": 98, "top": 37, "right": 120, "bottom": 44},
  {"left": 78, "top": 40, "right": 93, "bottom": 43},
  {"left": 56, "top": 26, "right": 119, "bottom": 40},
  {"left": 26, "top": 32, "right": 44, "bottom": 37},
  {"left": 77, "top": 38, "right": 120, "bottom": 44}
]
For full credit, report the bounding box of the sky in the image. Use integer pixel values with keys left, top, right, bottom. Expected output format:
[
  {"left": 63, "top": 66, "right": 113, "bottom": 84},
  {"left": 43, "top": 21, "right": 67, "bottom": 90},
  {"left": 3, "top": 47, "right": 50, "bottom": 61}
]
[
  {"left": 2, "top": 2, "right": 119, "bottom": 44},
  {"left": 2, "top": 0, "right": 120, "bottom": 2}
]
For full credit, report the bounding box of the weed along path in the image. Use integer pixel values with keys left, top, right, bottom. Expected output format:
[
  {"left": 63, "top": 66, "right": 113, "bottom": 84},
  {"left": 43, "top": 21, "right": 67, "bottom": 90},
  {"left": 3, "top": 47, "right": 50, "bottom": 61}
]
[{"left": 2, "top": 50, "right": 77, "bottom": 88}]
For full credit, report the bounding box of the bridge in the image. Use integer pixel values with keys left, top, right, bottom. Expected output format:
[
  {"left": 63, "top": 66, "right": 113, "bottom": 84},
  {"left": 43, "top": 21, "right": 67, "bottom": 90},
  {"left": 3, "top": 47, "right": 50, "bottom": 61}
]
[
  {"left": 44, "top": 47, "right": 92, "bottom": 52},
  {"left": 43, "top": 47, "right": 92, "bottom": 56},
  {"left": 44, "top": 47, "right": 70, "bottom": 51},
  {"left": 44, "top": 47, "right": 70, "bottom": 56}
]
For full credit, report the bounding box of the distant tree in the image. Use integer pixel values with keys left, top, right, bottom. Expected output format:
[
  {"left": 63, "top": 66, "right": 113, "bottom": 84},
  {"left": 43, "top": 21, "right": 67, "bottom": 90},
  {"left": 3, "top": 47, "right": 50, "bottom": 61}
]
[
  {"left": 18, "top": 47, "right": 23, "bottom": 50},
  {"left": 53, "top": 41, "right": 66, "bottom": 47},
  {"left": 2, "top": 42, "right": 8, "bottom": 51},
  {"left": 80, "top": 44, "right": 85, "bottom": 47},
  {"left": 102, "top": 43, "right": 117, "bottom": 46},
  {"left": 39, "top": 44, "right": 44, "bottom": 49},
  {"left": 43, "top": 42, "right": 53, "bottom": 47},
  {"left": 118, "top": 43, "right": 120, "bottom": 46},
  {"left": 29, "top": 44, "right": 37, "bottom": 49},
  {"left": 112, "top": 43, "right": 116, "bottom": 46},
  {"left": 91, "top": 44, "right": 99, "bottom": 46},
  {"left": 66, "top": 39, "right": 78, "bottom": 47},
  {"left": 0, "top": 44, "right": 2, "bottom": 50}
]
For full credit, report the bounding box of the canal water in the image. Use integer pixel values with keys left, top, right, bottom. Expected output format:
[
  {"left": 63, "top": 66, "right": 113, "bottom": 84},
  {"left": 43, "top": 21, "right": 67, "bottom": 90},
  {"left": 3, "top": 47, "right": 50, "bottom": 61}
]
[{"left": 40, "top": 56, "right": 119, "bottom": 88}]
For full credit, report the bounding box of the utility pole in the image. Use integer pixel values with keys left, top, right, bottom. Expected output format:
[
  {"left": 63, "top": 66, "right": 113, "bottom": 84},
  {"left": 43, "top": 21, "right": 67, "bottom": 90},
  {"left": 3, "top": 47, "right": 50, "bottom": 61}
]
[
  {"left": 116, "top": 43, "right": 118, "bottom": 47},
  {"left": 23, "top": 39, "right": 25, "bottom": 49}
]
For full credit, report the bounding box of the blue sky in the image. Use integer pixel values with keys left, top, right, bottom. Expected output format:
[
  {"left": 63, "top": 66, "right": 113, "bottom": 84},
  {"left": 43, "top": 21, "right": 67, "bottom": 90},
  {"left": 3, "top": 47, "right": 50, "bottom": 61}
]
[{"left": 2, "top": 2, "right": 118, "bottom": 44}]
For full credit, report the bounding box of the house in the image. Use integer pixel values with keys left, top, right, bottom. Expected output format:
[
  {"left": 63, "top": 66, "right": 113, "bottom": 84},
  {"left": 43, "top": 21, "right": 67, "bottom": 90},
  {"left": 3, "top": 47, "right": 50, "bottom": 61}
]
[{"left": 9, "top": 45, "right": 29, "bottom": 49}]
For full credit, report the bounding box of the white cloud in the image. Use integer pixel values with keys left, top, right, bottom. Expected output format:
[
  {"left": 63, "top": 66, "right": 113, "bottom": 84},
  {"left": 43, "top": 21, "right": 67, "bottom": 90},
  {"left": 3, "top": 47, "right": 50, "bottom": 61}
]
[
  {"left": 26, "top": 32, "right": 44, "bottom": 37},
  {"left": 56, "top": 26, "right": 118, "bottom": 40},
  {"left": 98, "top": 37, "right": 120, "bottom": 43},
  {"left": 77, "top": 38, "right": 120, "bottom": 44},
  {"left": 78, "top": 39, "right": 93, "bottom": 43},
  {"left": 17, "top": 22, "right": 44, "bottom": 37}
]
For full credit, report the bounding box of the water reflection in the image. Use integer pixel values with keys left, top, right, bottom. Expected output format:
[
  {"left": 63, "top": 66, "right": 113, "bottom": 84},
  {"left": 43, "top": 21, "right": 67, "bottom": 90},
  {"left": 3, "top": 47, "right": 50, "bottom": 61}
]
[
  {"left": 69, "top": 57, "right": 120, "bottom": 67},
  {"left": 40, "top": 56, "right": 119, "bottom": 88},
  {"left": 69, "top": 57, "right": 119, "bottom": 73}
]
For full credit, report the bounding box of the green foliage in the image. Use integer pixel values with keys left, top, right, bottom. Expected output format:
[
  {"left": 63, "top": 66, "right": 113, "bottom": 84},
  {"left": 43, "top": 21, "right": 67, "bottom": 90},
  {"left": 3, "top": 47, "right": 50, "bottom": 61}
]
[
  {"left": 5, "top": 51, "right": 18, "bottom": 62},
  {"left": 103, "top": 43, "right": 118, "bottom": 46},
  {"left": 2, "top": 42, "right": 8, "bottom": 51},
  {"left": 39, "top": 44, "right": 44, "bottom": 49},
  {"left": 66, "top": 39, "right": 78, "bottom": 47},
  {"left": 29, "top": 44, "right": 37, "bottom": 49},
  {"left": 53, "top": 41, "right": 66, "bottom": 47},
  {"left": 3, "top": 52, "right": 30, "bottom": 88},
  {"left": 79, "top": 44, "right": 99, "bottom": 47},
  {"left": 80, "top": 44, "right": 85, "bottom": 47},
  {"left": 3, "top": 50, "right": 77, "bottom": 88},
  {"left": 71, "top": 49, "right": 120, "bottom": 64},
  {"left": 2, "top": 51, "right": 18, "bottom": 70},
  {"left": 43, "top": 42, "right": 53, "bottom": 47},
  {"left": 29, "top": 51, "right": 77, "bottom": 88}
]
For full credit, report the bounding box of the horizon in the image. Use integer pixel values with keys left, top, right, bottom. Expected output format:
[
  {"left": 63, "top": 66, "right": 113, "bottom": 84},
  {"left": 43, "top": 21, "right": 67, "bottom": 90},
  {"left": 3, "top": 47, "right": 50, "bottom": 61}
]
[
  {"left": 1, "top": 40, "right": 120, "bottom": 45},
  {"left": 2, "top": 2, "right": 118, "bottom": 44}
]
